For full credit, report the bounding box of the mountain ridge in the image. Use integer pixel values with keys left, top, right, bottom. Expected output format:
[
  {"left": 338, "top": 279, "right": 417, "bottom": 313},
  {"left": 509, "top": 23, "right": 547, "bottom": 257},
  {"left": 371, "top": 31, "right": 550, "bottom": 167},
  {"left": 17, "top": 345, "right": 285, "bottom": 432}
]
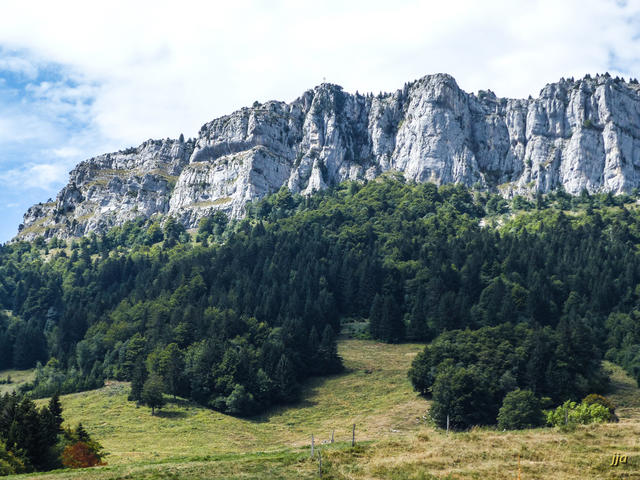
[{"left": 17, "top": 72, "right": 640, "bottom": 240}]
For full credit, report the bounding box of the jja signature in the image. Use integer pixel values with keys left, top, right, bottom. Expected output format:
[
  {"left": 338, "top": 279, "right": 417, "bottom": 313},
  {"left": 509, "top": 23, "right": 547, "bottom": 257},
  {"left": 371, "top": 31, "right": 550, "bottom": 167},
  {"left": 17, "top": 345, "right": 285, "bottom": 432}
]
[{"left": 610, "top": 453, "right": 628, "bottom": 467}]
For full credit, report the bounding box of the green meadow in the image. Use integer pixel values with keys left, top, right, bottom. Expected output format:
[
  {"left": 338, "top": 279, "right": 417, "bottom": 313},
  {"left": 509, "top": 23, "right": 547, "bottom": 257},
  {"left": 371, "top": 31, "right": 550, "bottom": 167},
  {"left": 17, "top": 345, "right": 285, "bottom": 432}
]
[{"left": 4, "top": 341, "right": 640, "bottom": 479}]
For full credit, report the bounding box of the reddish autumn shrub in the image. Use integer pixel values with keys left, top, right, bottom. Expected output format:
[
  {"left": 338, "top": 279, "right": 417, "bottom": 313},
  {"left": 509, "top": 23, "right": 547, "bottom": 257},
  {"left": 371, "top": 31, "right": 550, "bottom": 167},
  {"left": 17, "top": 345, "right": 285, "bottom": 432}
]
[{"left": 61, "top": 442, "right": 104, "bottom": 469}]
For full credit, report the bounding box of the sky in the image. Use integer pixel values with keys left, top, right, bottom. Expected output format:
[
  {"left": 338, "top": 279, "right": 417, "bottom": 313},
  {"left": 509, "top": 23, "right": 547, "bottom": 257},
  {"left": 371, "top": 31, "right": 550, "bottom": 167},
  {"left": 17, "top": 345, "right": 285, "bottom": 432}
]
[{"left": 0, "top": 0, "right": 639, "bottom": 242}]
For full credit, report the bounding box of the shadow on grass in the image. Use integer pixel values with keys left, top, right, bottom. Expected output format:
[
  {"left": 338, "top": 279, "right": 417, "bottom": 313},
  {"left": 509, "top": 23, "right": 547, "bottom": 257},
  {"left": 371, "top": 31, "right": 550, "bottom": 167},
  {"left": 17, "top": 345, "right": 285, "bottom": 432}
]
[
  {"left": 143, "top": 366, "right": 355, "bottom": 424},
  {"left": 167, "top": 397, "right": 194, "bottom": 408},
  {"left": 248, "top": 369, "right": 352, "bottom": 424},
  {"left": 155, "top": 409, "right": 188, "bottom": 419}
]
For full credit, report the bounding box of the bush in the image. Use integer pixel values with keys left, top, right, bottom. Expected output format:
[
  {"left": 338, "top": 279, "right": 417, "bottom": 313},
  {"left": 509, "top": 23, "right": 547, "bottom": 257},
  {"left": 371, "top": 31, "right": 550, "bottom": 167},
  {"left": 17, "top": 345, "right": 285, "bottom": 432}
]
[
  {"left": 546, "top": 400, "right": 611, "bottom": 427},
  {"left": 583, "top": 394, "right": 618, "bottom": 421},
  {"left": 497, "top": 389, "right": 545, "bottom": 430},
  {"left": 61, "top": 442, "right": 104, "bottom": 469},
  {"left": 60, "top": 423, "right": 106, "bottom": 469}
]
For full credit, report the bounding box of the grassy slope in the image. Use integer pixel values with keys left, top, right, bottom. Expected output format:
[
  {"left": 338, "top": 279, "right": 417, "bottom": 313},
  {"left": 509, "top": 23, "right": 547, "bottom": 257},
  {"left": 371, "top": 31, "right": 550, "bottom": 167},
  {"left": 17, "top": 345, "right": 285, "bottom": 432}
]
[
  {"left": 0, "top": 368, "right": 35, "bottom": 395},
  {"left": 9, "top": 340, "right": 425, "bottom": 479},
  {"left": 321, "top": 360, "right": 640, "bottom": 480},
  {"left": 7, "top": 341, "right": 640, "bottom": 479},
  {"left": 37, "top": 341, "right": 425, "bottom": 465}
]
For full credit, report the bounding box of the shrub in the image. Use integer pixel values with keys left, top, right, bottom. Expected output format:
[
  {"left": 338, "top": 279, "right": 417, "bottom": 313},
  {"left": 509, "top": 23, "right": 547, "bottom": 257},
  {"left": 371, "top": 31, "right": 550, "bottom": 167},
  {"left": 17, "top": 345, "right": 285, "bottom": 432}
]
[
  {"left": 583, "top": 393, "right": 618, "bottom": 421},
  {"left": 61, "top": 442, "right": 104, "bottom": 469},
  {"left": 60, "top": 423, "right": 106, "bottom": 469},
  {"left": 497, "top": 389, "right": 545, "bottom": 430},
  {"left": 546, "top": 400, "right": 611, "bottom": 427}
]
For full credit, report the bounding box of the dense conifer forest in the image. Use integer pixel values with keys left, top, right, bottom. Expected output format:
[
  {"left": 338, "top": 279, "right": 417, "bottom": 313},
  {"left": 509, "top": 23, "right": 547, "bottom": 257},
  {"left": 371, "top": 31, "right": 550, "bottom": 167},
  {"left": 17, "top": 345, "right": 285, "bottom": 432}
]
[{"left": 1, "top": 176, "right": 640, "bottom": 426}]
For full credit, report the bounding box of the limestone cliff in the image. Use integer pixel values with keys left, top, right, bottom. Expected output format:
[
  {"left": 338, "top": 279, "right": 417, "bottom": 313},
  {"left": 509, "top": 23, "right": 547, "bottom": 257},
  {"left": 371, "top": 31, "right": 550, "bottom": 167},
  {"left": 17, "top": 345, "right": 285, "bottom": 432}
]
[{"left": 17, "top": 73, "right": 640, "bottom": 240}]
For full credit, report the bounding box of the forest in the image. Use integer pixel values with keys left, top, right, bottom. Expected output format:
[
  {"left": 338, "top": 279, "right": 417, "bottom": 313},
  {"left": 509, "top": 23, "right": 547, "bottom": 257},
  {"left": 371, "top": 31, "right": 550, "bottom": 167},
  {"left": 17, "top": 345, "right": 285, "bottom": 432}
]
[{"left": 1, "top": 176, "right": 639, "bottom": 425}]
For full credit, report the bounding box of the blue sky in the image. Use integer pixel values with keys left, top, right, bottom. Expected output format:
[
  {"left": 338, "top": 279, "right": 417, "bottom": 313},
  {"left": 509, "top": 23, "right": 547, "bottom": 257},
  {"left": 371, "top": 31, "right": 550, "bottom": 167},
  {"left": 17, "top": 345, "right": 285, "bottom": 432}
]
[
  {"left": 0, "top": 53, "right": 103, "bottom": 241},
  {"left": 0, "top": 0, "right": 639, "bottom": 242}
]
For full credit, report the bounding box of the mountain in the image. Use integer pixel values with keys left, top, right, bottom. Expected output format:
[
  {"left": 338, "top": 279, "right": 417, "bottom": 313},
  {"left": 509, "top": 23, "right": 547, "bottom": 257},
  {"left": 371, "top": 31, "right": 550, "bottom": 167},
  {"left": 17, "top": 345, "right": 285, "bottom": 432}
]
[{"left": 16, "top": 72, "right": 640, "bottom": 241}]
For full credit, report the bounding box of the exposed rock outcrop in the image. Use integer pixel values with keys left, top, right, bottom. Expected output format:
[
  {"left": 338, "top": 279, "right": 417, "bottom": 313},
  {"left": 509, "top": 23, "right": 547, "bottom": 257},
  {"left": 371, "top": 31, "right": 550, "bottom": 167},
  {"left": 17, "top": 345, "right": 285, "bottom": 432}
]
[{"left": 17, "top": 73, "right": 640, "bottom": 240}]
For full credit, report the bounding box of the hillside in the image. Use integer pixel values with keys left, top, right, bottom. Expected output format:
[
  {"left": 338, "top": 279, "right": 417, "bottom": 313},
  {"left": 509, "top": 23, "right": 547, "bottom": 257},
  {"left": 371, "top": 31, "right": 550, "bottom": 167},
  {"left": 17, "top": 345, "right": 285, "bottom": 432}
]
[
  {"left": 4, "top": 180, "right": 640, "bottom": 476},
  {"left": 7, "top": 340, "right": 425, "bottom": 479},
  {"left": 16, "top": 73, "right": 640, "bottom": 241},
  {"left": 5, "top": 341, "right": 640, "bottom": 480},
  {"left": 34, "top": 341, "right": 426, "bottom": 465},
  {"left": 0, "top": 368, "right": 33, "bottom": 396},
  {"left": 4, "top": 180, "right": 640, "bottom": 413}
]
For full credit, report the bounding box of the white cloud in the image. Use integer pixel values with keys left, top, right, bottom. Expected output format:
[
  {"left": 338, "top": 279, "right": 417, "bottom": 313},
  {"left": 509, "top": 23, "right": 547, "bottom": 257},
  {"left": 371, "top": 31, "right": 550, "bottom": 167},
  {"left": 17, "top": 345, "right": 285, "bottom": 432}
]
[
  {"left": 0, "top": 113, "right": 59, "bottom": 144},
  {"left": 0, "top": 0, "right": 637, "bottom": 151},
  {"left": 0, "top": 55, "right": 37, "bottom": 78},
  {"left": 0, "top": 162, "right": 69, "bottom": 190},
  {"left": 0, "top": 0, "right": 637, "bottom": 223},
  {"left": 49, "top": 146, "right": 84, "bottom": 159}
]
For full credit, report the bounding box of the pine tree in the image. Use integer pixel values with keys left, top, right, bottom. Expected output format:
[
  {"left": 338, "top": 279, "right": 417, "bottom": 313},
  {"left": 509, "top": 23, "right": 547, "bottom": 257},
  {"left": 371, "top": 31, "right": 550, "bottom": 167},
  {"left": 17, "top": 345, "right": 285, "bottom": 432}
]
[
  {"left": 407, "top": 292, "right": 430, "bottom": 341},
  {"left": 369, "top": 294, "right": 384, "bottom": 339},
  {"left": 42, "top": 393, "right": 64, "bottom": 446},
  {"left": 48, "top": 394, "right": 63, "bottom": 432},
  {"left": 129, "top": 362, "right": 147, "bottom": 403},
  {"left": 75, "top": 423, "right": 90, "bottom": 442},
  {"left": 9, "top": 398, "right": 49, "bottom": 469},
  {"left": 273, "top": 355, "right": 298, "bottom": 402},
  {"left": 319, "top": 324, "right": 342, "bottom": 373},
  {"left": 307, "top": 326, "right": 320, "bottom": 374},
  {"left": 380, "top": 295, "right": 404, "bottom": 343}
]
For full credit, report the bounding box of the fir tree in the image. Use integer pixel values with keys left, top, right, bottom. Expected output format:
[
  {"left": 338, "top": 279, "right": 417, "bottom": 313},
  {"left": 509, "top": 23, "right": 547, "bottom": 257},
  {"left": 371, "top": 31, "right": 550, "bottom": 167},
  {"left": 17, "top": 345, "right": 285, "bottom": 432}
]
[
  {"left": 319, "top": 325, "right": 342, "bottom": 373},
  {"left": 273, "top": 355, "right": 298, "bottom": 403},
  {"left": 369, "top": 294, "right": 384, "bottom": 339},
  {"left": 129, "top": 362, "right": 147, "bottom": 403}
]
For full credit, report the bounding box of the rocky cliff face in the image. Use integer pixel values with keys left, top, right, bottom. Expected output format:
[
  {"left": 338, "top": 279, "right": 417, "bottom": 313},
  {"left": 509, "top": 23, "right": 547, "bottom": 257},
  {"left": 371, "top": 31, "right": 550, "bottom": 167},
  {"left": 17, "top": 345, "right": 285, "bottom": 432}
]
[{"left": 17, "top": 73, "right": 640, "bottom": 240}]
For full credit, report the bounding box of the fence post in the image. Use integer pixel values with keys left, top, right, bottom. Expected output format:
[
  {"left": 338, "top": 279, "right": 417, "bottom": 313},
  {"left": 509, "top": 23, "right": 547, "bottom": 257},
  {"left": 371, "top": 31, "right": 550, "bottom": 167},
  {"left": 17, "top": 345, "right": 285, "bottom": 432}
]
[
  {"left": 311, "top": 434, "right": 315, "bottom": 458},
  {"left": 318, "top": 450, "right": 322, "bottom": 476},
  {"left": 331, "top": 429, "right": 334, "bottom": 443},
  {"left": 352, "top": 423, "right": 356, "bottom": 447}
]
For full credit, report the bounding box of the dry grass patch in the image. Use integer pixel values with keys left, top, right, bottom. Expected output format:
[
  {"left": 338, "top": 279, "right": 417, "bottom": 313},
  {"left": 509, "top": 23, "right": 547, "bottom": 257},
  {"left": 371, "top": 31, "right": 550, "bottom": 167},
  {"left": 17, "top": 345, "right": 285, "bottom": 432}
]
[
  {"left": 321, "top": 361, "right": 640, "bottom": 479},
  {"left": 323, "top": 423, "right": 640, "bottom": 479}
]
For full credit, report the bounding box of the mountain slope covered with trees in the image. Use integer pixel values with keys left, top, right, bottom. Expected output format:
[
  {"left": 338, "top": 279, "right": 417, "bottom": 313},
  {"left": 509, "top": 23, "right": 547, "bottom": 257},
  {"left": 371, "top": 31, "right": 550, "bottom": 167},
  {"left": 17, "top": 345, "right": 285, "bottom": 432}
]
[{"left": 1, "top": 177, "right": 640, "bottom": 421}]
